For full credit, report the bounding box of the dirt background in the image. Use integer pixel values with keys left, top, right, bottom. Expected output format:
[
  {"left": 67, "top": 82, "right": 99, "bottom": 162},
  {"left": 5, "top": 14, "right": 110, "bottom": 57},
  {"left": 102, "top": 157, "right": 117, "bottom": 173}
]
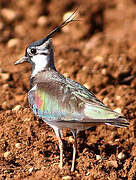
[{"left": 0, "top": 0, "right": 136, "bottom": 179}]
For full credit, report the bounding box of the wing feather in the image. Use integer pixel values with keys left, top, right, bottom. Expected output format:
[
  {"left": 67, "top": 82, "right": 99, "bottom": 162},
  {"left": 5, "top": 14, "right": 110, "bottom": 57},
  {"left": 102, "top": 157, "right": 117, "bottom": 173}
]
[{"left": 28, "top": 70, "right": 128, "bottom": 127}]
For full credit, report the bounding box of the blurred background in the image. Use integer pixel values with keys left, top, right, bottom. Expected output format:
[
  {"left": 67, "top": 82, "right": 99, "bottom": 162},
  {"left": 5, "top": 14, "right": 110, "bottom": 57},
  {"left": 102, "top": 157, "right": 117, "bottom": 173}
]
[{"left": 0, "top": 0, "right": 136, "bottom": 179}]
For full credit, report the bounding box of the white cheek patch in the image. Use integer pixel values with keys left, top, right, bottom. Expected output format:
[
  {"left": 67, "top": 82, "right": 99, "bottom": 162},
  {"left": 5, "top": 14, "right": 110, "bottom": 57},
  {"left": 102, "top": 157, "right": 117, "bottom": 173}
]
[
  {"left": 31, "top": 55, "right": 48, "bottom": 77},
  {"left": 37, "top": 48, "right": 49, "bottom": 55}
]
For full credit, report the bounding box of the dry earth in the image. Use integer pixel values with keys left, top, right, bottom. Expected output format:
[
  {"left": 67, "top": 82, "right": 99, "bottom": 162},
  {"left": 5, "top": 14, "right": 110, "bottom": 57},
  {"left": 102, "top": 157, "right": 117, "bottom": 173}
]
[{"left": 0, "top": 0, "right": 136, "bottom": 179}]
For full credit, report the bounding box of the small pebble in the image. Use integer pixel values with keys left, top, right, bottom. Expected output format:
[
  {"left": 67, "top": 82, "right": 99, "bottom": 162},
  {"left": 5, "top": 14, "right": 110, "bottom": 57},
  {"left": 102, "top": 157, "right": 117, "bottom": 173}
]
[
  {"left": 4, "top": 151, "right": 10, "bottom": 158},
  {"left": 63, "top": 73, "right": 69, "bottom": 78},
  {"left": 101, "top": 68, "right": 107, "bottom": 75},
  {"left": 0, "top": 72, "right": 10, "bottom": 81},
  {"left": 116, "top": 96, "right": 121, "bottom": 100},
  {"left": 96, "top": 155, "right": 102, "bottom": 160},
  {"left": 5, "top": 110, "right": 11, "bottom": 115},
  {"left": 62, "top": 11, "right": 75, "bottom": 32},
  {"left": 62, "top": 175, "right": 72, "bottom": 180},
  {"left": 28, "top": 167, "right": 34, "bottom": 174},
  {"left": 82, "top": 66, "right": 88, "bottom": 71},
  {"left": 117, "top": 152, "right": 126, "bottom": 160},
  {"left": 115, "top": 139, "right": 120, "bottom": 142},
  {"left": 84, "top": 82, "right": 91, "bottom": 89},
  {"left": 15, "top": 24, "right": 26, "bottom": 36},
  {"left": 86, "top": 172, "right": 90, "bottom": 176},
  {"left": 103, "top": 97, "right": 109, "bottom": 105},
  {"left": 108, "top": 160, "right": 118, "bottom": 168},
  {"left": 76, "top": 174, "right": 81, "bottom": 178},
  {"left": 12, "top": 105, "right": 21, "bottom": 112},
  {"left": 15, "top": 143, "right": 21, "bottom": 149},
  {"left": 8, "top": 38, "right": 20, "bottom": 48},
  {"left": 24, "top": 118, "right": 31, "bottom": 122},
  {"left": 114, "top": 107, "right": 121, "bottom": 114},
  {"left": 63, "top": 11, "right": 75, "bottom": 22},
  {"left": 2, "top": 84, "right": 9, "bottom": 90},
  {"left": 1, "top": 8, "right": 17, "bottom": 22},
  {"left": 37, "top": 16, "right": 47, "bottom": 26},
  {"left": 93, "top": 56, "right": 103, "bottom": 63},
  {"left": 2, "top": 101, "right": 8, "bottom": 110}
]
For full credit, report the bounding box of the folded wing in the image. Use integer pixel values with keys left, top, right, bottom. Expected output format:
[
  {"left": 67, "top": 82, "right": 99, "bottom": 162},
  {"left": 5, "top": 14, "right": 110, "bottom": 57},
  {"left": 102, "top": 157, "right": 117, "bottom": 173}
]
[{"left": 28, "top": 75, "right": 129, "bottom": 127}]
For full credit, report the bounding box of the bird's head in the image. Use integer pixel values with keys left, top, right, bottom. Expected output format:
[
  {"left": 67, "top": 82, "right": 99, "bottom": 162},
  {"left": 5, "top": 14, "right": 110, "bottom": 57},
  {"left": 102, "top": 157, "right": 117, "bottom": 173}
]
[
  {"left": 14, "top": 10, "right": 78, "bottom": 77},
  {"left": 15, "top": 38, "right": 55, "bottom": 77}
]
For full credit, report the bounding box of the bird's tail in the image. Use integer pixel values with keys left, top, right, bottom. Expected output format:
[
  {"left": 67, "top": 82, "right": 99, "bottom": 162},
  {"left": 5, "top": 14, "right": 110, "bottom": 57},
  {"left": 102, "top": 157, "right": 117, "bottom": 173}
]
[
  {"left": 84, "top": 103, "right": 129, "bottom": 128},
  {"left": 105, "top": 116, "right": 129, "bottom": 128}
]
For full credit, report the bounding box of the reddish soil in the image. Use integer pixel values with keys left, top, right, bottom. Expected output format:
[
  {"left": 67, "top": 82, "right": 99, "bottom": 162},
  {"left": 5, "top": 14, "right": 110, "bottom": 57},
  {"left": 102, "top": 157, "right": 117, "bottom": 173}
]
[{"left": 0, "top": 0, "right": 136, "bottom": 179}]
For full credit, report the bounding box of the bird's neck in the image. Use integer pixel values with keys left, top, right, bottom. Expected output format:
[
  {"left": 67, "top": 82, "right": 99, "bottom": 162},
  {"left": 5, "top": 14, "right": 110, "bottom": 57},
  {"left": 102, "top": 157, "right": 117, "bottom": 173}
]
[
  {"left": 31, "top": 53, "right": 56, "bottom": 76},
  {"left": 30, "top": 54, "right": 56, "bottom": 88}
]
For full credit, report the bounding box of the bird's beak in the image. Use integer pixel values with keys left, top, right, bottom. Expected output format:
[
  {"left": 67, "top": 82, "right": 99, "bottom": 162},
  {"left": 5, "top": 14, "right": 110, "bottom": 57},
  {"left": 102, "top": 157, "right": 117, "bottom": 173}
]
[{"left": 14, "top": 56, "right": 28, "bottom": 65}]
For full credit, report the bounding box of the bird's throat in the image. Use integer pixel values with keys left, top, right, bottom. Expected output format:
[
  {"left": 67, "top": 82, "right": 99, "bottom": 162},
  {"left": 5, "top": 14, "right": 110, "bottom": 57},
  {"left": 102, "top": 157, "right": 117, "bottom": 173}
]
[{"left": 31, "top": 55, "right": 55, "bottom": 78}]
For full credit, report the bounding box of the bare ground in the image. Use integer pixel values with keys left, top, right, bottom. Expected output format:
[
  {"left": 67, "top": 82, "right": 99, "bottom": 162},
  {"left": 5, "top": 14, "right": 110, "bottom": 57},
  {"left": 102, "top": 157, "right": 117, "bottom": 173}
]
[{"left": 0, "top": 0, "right": 136, "bottom": 179}]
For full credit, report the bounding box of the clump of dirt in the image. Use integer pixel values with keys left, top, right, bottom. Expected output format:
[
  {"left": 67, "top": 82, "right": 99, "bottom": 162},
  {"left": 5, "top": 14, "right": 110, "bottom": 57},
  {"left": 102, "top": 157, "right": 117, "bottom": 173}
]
[{"left": 0, "top": 0, "right": 136, "bottom": 179}]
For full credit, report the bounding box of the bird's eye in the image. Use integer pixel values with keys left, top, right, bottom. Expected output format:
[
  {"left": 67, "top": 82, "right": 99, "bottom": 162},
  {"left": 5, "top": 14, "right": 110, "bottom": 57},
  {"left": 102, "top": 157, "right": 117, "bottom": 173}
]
[{"left": 31, "top": 48, "right": 37, "bottom": 54}]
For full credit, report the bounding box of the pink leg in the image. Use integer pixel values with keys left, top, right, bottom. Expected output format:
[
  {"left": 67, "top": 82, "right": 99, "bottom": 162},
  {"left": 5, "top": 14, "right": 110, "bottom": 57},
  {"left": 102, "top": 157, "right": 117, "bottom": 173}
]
[
  {"left": 53, "top": 127, "right": 63, "bottom": 169},
  {"left": 71, "top": 130, "right": 77, "bottom": 172}
]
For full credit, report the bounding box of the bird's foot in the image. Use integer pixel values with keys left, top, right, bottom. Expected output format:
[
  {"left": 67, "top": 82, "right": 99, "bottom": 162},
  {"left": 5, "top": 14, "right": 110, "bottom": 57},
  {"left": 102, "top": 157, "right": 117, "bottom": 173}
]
[
  {"left": 71, "top": 159, "right": 75, "bottom": 172},
  {"left": 59, "top": 161, "right": 63, "bottom": 169}
]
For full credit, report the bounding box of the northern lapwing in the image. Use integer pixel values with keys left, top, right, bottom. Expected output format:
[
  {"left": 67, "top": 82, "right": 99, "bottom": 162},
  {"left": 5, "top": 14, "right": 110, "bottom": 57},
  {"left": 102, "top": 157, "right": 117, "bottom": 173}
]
[{"left": 15, "top": 11, "right": 129, "bottom": 171}]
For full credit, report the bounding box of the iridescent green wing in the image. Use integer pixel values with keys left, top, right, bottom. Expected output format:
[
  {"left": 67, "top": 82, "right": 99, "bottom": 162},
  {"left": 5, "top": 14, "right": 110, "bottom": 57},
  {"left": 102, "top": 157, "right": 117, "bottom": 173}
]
[
  {"left": 32, "top": 81, "right": 84, "bottom": 121},
  {"left": 66, "top": 78, "right": 125, "bottom": 121}
]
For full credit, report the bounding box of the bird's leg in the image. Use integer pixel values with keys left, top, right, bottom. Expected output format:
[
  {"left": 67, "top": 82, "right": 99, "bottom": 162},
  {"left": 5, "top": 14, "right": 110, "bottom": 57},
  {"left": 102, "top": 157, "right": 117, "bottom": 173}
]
[
  {"left": 71, "top": 130, "right": 77, "bottom": 172},
  {"left": 71, "top": 138, "right": 77, "bottom": 172},
  {"left": 58, "top": 137, "right": 63, "bottom": 169},
  {"left": 53, "top": 127, "right": 63, "bottom": 169}
]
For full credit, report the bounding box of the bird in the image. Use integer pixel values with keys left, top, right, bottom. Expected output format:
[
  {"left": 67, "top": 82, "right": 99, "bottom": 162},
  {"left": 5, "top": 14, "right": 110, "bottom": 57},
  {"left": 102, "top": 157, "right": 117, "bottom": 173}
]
[{"left": 14, "top": 11, "right": 129, "bottom": 172}]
